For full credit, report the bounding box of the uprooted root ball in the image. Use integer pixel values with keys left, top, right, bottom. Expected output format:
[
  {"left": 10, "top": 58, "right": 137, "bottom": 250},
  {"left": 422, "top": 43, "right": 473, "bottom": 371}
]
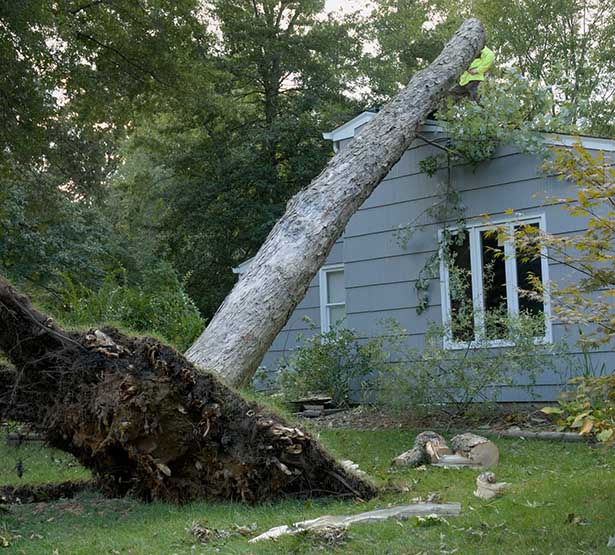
[{"left": 0, "top": 277, "right": 376, "bottom": 503}]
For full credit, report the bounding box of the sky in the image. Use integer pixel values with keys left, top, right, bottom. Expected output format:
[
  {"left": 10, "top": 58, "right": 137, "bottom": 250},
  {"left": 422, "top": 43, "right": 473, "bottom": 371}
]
[{"left": 325, "top": 0, "right": 375, "bottom": 15}]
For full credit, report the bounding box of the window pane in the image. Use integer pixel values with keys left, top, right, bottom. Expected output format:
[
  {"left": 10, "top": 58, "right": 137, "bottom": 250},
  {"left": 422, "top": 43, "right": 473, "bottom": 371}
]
[
  {"left": 328, "top": 304, "right": 346, "bottom": 328},
  {"left": 480, "top": 229, "right": 508, "bottom": 339},
  {"left": 446, "top": 231, "right": 474, "bottom": 342},
  {"left": 515, "top": 223, "right": 545, "bottom": 326},
  {"left": 326, "top": 270, "right": 345, "bottom": 304}
]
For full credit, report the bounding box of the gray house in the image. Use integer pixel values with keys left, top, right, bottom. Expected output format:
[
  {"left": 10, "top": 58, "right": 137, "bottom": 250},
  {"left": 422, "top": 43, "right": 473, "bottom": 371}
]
[{"left": 238, "top": 111, "right": 615, "bottom": 402}]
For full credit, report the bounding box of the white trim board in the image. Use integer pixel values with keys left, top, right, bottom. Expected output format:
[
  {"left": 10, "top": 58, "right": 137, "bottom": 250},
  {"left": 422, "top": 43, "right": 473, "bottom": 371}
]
[{"left": 323, "top": 111, "right": 615, "bottom": 152}]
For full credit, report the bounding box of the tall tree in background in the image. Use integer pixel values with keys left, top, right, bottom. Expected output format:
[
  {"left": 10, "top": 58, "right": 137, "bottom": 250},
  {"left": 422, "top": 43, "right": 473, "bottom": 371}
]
[
  {"left": 115, "top": 0, "right": 363, "bottom": 318},
  {"left": 366, "top": 0, "right": 615, "bottom": 136},
  {"left": 475, "top": 0, "right": 615, "bottom": 136},
  {"left": 361, "top": 0, "right": 467, "bottom": 102},
  {"left": 0, "top": 0, "right": 207, "bottom": 289}
]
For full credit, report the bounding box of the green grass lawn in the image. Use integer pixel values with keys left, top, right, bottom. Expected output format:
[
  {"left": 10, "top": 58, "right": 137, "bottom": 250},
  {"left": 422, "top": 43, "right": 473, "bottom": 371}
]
[{"left": 1, "top": 429, "right": 614, "bottom": 554}]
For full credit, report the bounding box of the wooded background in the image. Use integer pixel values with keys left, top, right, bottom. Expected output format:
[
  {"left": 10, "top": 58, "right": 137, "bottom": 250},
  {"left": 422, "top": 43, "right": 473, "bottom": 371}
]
[{"left": 3, "top": 0, "right": 615, "bottom": 353}]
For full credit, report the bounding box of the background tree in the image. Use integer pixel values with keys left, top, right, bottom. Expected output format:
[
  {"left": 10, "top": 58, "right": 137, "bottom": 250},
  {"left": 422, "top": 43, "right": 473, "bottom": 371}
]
[
  {"left": 114, "top": 0, "right": 364, "bottom": 318},
  {"left": 367, "top": 0, "right": 615, "bottom": 136},
  {"left": 361, "top": 0, "right": 467, "bottom": 102},
  {"left": 476, "top": 0, "right": 615, "bottom": 136},
  {"left": 0, "top": 0, "right": 212, "bottom": 347}
]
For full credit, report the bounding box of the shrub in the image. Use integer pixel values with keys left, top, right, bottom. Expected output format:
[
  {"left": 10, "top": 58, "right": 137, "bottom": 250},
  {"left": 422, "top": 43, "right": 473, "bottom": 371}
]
[
  {"left": 278, "top": 323, "right": 389, "bottom": 407},
  {"left": 377, "top": 314, "right": 565, "bottom": 417},
  {"left": 50, "top": 263, "right": 205, "bottom": 351},
  {"left": 542, "top": 374, "right": 615, "bottom": 445}
]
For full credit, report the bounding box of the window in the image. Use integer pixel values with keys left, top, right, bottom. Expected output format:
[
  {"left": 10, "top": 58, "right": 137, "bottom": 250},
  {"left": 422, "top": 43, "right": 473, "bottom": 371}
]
[
  {"left": 440, "top": 215, "right": 551, "bottom": 348},
  {"left": 319, "top": 265, "right": 346, "bottom": 332}
]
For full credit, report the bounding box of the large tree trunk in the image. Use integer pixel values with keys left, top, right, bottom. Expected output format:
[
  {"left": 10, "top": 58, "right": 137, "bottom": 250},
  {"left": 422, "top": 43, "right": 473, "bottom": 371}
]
[
  {"left": 186, "top": 19, "right": 486, "bottom": 387},
  {"left": 0, "top": 277, "right": 376, "bottom": 503}
]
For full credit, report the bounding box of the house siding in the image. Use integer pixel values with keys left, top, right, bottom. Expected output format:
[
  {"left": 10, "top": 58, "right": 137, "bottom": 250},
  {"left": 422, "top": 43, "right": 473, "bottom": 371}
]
[{"left": 255, "top": 126, "right": 615, "bottom": 401}]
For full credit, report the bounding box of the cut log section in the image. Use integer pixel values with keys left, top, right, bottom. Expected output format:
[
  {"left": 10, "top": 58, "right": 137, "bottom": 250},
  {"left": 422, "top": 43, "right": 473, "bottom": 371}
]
[
  {"left": 473, "top": 471, "right": 509, "bottom": 500},
  {"left": 249, "top": 502, "right": 462, "bottom": 542},
  {"left": 393, "top": 432, "right": 498, "bottom": 469},
  {"left": 450, "top": 433, "right": 499, "bottom": 467},
  {"left": 393, "top": 431, "right": 451, "bottom": 467}
]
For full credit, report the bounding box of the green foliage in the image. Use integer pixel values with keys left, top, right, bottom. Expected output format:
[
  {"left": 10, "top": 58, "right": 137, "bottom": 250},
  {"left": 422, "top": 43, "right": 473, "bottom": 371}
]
[
  {"left": 113, "top": 1, "right": 363, "bottom": 318},
  {"left": 0, "top": 0, "right": 207, "bottom": 297},
  {"left": 366, "top": 0, "right": 615, "bottom": 136},
  {"left": 513, "top": 144, "right": 615, "bottom": 347},
  {"left": 396, "top": 71, "right": 567, "bottom": 313},
  {"left": 278, "top": 323, "right": 389, "bottom": 407},
  {"left": 361, "top": 0, "right": 467, "bottom": 102},
  {"left": 542, "top": 374, "right": 615, "bottom": 445},
  {"left": 50, "top": 264, "right": 204, "bottom": 351},
  {"left": 377, "top": 313, "right": 563, "bottom": 417},
  {"left": 474, "top": 0, "right": 615, "bottom": 137},
  {"left": 435, "top": 68, "right": 568, "bottom": 167}
]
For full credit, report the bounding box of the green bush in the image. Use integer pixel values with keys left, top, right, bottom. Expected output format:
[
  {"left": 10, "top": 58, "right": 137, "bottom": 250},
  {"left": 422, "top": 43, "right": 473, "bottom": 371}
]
[
  {"left": 278, "top": 323, "right": 389, "bottom": 407},
  {"left": 542, "top": 373, "right": 615, "bottom": 444},
  {"left": 377, "top": 314, "right": 564, "bottom": 417},
  {"left": 50, "top": 264, "right": 205, "bottom": 351}
]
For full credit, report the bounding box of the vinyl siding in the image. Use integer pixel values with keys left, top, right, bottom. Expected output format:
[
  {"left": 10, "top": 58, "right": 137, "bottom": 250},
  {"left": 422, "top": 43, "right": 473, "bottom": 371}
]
[{"left": 256, "top": 131, "right": 615, "bottom": 400}]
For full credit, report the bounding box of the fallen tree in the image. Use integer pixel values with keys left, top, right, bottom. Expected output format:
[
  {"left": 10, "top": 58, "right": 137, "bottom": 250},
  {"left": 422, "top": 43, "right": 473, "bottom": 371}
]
[
  {"left": 186, "top": 18, "right": 486, "bottom": 387},
  {"left": 0, "top": 277, "right": 375, "bottom": 503},
  {"left": 1, "top": 19, "right": 486, "bottom": 504}
]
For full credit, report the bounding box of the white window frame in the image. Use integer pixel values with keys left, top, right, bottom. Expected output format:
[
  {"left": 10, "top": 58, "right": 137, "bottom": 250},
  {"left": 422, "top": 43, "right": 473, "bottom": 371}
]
[
  {"left": 319, "top": 264, "right": 345, "bottom": 333},
  {"left": 439, "top": 213, "right": 552, "bottom": 350}
]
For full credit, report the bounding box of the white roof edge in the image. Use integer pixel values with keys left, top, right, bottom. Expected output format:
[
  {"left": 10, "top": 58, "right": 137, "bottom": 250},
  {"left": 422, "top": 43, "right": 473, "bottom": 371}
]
[
  {"left": 323, "top": 111, "right": 615, "bottom": 152},
  {"left": 543, "top": 133, "right": 615, "bottom": 152},
  {"left": 232, "top": 256, "right": 254, "bottom": 274},
  {"left": 322, "top": 111, "right": 377, "bottom": 141}
]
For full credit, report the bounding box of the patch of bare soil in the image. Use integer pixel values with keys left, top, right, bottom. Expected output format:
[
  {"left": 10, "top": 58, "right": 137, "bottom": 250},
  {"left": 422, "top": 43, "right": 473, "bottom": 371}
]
[
  {"left": 0, "top": 480, "right": 94, "bottom": 504},
  {"left": 310, "top": 405, "right": 555, "bottom": 433}
]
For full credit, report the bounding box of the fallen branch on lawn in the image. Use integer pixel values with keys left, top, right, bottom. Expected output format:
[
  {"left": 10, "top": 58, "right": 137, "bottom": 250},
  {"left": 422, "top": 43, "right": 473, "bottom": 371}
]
[
  {"left": 249, "top": 502, "right": 462, "bottom": 542},
  {"left": 471, "top": 429, "right": 589, "bottom": 442}
]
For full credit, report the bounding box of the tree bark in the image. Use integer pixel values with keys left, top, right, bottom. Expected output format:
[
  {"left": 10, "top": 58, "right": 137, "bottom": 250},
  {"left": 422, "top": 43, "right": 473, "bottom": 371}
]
[
  {"left": 0, "top": 276, "right": 376, "bottom": 503},
  {"left": 392, "top": 431, "right": 451, "bottom": 467},
  {"left": 186, "top": 19, "right": 486, "bottom": 387}
]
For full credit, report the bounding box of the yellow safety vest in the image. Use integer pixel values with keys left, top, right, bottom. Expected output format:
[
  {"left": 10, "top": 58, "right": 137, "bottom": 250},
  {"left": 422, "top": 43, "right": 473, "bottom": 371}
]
[{"left": 459, "top": 47, "right": 495, "bottom": 87}]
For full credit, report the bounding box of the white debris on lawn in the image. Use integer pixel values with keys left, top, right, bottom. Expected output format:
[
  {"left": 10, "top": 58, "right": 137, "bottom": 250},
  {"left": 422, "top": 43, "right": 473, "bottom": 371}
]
[{"left": 249, "top": 503, "right": 462, "bottom": 542}]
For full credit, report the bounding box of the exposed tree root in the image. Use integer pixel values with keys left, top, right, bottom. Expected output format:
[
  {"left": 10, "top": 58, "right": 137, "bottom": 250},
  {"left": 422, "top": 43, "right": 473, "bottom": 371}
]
[{"left": 0, "top": 277, "right": 376, "bottom": 503}]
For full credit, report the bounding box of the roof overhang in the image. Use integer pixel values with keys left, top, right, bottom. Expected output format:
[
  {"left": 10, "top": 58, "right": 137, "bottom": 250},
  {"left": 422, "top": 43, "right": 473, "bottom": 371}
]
[
  {"left": 232, "top": 256, "right": 254, "bottom": 275},
  {"left": 543, "top": 133, "right": 615, "bottom": 152},
  {"left": 323, "top": 111, "right": 615, "bottom": 152},
  {"left": 322, "top": 111, "right": 376, "bottom": 142}
]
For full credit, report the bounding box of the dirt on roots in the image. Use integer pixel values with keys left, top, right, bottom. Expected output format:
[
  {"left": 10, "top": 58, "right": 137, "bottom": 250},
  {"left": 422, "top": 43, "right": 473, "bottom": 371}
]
[{"left": 0, "top": 276, "right": 376, "bottom": 504}]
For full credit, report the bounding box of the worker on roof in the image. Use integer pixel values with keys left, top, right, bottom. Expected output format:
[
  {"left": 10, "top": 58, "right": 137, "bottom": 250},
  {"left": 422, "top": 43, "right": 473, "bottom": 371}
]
[
  {"left": 460, "top": 46, "right": 495, "bottom": 87},
  {"left": 451, "top": 46, "right": 495, "bottom": 101}
]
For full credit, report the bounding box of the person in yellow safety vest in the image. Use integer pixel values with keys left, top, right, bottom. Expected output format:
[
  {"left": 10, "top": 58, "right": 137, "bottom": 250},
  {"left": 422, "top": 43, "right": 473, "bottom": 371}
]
[{"left": 452, "top": 46, "right": 495, "bottom": 101}]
